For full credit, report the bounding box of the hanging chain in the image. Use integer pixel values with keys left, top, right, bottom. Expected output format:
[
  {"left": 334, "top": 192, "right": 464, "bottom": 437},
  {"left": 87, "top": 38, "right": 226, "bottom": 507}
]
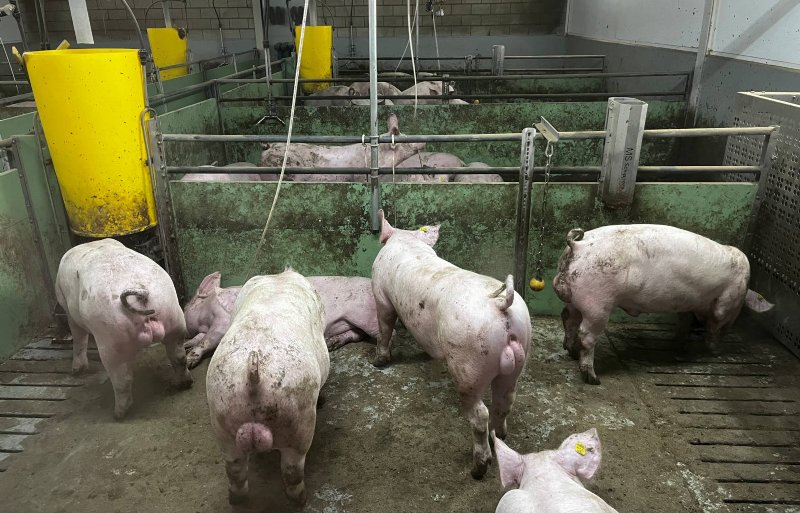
[
  {"left": 391, "top": 133, "right": 397, "bottom": 183},
  {"left": 535, "top": 141, "right": 554, "bottom": 280},
  {"left": 362, "top": 134, "right": 368, "bottom": 169}
]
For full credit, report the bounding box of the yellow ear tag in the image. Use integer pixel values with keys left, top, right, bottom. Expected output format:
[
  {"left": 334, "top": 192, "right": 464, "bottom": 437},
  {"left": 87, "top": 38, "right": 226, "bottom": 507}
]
[
  {"left": 418, "top": 226, "right": 429, "bottom": 232},
  {"left": 575, "top": 442, "right": 586, "bottom": 456}
]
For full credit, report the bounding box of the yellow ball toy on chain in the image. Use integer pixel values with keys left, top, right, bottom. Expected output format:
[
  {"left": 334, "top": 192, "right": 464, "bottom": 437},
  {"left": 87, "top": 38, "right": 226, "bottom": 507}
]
[{"left": 529, "top": 277, "right": 545, "bottom": 292}]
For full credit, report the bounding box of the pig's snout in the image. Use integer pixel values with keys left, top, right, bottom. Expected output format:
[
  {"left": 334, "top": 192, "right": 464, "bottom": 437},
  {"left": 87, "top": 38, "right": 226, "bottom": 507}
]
[{"left": 236, "top": 423, "right": 273, "bottom": 452}]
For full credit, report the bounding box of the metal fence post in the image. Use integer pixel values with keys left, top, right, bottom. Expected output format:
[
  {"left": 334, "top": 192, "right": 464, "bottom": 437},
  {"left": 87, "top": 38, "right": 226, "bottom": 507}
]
[
  {"left": 513, "top": 127, "right": 536, "bottom": 299},
  {"left": 145, "top": 116, "right": 186, "bottom": 299}
]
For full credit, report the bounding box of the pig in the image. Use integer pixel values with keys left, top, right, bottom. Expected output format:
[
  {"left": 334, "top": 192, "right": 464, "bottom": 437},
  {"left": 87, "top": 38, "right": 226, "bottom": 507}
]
[
  {"left": 453, "top": 162, "right": 504, "bottom": 183},
  {"left": 348, "top": 80, "right": 403, "bottom": 98},
  {"left": 181, "top": 162, "right": 262, "bottom": 182},
  {"left": 385, "top": 151, "right": 464, "bottom": 182},
  {"left": 54, "top": 238, "right": 192, "bottom": 419},
  {"left": 393, "top": 81, "right": 466, "bottom": 105},
  {"left": 206, "top": 269, "right": 329, "bottom": 505},
  {"left": 304, "top": 85, "right": 356, "bottom": 107},
  {"left": 183, "top": 272, "right": 379, "bottom": 368},
  {"left": 260, "top": 113, "right": 424, "bottom": 182},
  {"left": 371, "top": 210, "right": 531, "bottom": 478},
  {"left": 553, "top": 224, "right": 775, "bottom": 384},
  {"left": 494, "top": 428, "right": 618, "bottom": 513}
]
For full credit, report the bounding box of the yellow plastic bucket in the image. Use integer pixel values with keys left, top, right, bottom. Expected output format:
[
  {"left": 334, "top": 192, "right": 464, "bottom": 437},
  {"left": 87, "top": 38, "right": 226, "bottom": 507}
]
[
  {"left": 24, "top": 48, "right": 157, "bottom": 237},
  {"left": 295, "top": 26, "right": 333, "bottom": 92},
  {"left": 147, "top": 27, "right": 189, "bottom": 80}
]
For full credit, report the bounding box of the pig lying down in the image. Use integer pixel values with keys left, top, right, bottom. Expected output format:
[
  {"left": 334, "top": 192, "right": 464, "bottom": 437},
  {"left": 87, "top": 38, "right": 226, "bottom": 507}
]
[
  {"left": 553, "top": 224, "right": 774, "bottom": 384},
  {"left": 55, "top": 239, "right": 192, "bottom": 419},
  {"left": 371, "top": 210, "right": 531, "bottom": 478},
  {"left": 206, "top": 269, "right": 329, "bottom": 505},
  {"left": 494, "top": 429, "right": 618, "bottom": 513},
  {"left": 183, "top": 272, "right": 379, "bottom": 368},
  {"left": 260, "top": 113, "right": 424, "bottom": 182}
]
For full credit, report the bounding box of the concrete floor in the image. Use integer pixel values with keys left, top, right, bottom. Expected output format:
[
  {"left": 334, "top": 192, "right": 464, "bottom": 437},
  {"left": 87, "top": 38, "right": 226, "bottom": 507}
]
[{"left": 0, "top": 316, "right": 798, "bottom": 513}]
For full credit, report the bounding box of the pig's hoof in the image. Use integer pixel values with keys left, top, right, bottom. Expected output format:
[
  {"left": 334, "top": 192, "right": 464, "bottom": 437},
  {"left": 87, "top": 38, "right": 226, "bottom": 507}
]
[
  {"left": 186, "top": 351, "right": 202, "bottom": 369},
  {"left": 72, "top": 364, "right": 89, "bottom": 375},
  {"left": 113, "top": 409, "right": 129, "bottom": 421},
  {"left": 286, "top": 487, "right": 308, "bottom": 506},
  {"left": 470, "top": 462, "right": 489, "bottom": 480},
  {"left": 371, "top": 354, "right": 391, "bottom": 368},
  {"left": 581, "top": 369, "right": 601, "bottom": 385},
  {"left": 228, "top": 490, "right": 248, "bottom": 505},
  {"left": 175, "top": 372, "right": 194, "bottom": 390}
]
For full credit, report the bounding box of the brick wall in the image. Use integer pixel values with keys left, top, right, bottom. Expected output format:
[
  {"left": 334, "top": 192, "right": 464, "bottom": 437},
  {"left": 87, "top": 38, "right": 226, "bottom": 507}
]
[{"left": 21, "top": 0, "right": 564, "bottom": 47}]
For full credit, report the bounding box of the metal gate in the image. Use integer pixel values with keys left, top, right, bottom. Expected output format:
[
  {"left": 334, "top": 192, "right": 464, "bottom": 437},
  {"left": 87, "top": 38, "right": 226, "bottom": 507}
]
[{"left": 724, "top": 91, "right": 800, "bottom": 357}]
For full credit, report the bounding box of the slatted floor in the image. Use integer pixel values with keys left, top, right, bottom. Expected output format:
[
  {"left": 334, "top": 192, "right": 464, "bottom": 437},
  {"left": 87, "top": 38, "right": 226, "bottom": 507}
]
[
  {"left": 0, "top": 331, "right": 104, "bottom": 472},
  {"left": 609, "top": 322, "right": 800, "bottom": 513}
]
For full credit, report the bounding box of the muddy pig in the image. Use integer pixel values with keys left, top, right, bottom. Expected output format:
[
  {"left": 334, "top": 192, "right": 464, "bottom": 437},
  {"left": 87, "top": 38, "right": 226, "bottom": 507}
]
[
  {"left": 260, "top": 113, "right": 424, "bottom": 182},
  {"left": 371, "top": 210, "right": 531, "bottom": 478},
  {"left": 453, "top": 162, "right": 504, "bottom": 183},
  {"left": 494, "top": 428, "right": 618, "bottom": 513},
  {"left": 55, "top": 239, "right": 192, "bottom": 419},
  {"left": 184, "top": 272, "right": 379, "bottom": 367},
  {"left": 386, "top": 151, "right": 464, "bottom": 182},
  {"left": 206, "top": 269, "right": 329, "bottom": 505},
  {"left": 553, "top": 224, "right": 774, "bottom": 384}
]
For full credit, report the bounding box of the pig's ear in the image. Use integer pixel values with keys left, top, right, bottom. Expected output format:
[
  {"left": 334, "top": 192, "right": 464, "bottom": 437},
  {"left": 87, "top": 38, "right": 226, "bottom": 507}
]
[
  {"left": 745, "top": 289, "right": 774, "bottom": 313},
  {"left": 196, "top": 272, "right": 221, "bottom": 298},
  {"left": 556, "top": 428, "right": 602, "bottom": 481},
  {"left": 378, "top": 209, "right": 394, "bottom": 244},
  {"left": 415, "top": 225, "right": 440, "bottom": 247},
  {"left": 494, "top": 437, "right": 524, "bottom": 489}
]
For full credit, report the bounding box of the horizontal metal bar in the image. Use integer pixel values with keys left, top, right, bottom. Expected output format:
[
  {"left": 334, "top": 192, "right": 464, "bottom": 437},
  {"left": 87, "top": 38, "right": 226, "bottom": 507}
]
[
  {"left": 338, "top": 54, "right": 606, "bottom": 61},
  {"left": 167, "top": 164, "right": 760, "bottom": 175},
  {"left": 218, "top": 71, "right": 690, "bottom": 84},
  {"left": 157, "top": 49, "right": 258, "bottom": 71},
  {"left": 149, "top": 64, "right": 266, "bottom": 103},
  {"left": 220, "top": 91, "right": 684, "bottom": 103},
  {"left": 162, "top": 133, "right": 523, "bottom": 143},
  {"left": 162, "top": 125, "right": 777, "bottom": 144},
  {"left": 642, "top": 126, "right": 780, "bottom": 138},
  {"left": 0, "top": 92, "right": 34, "bottom": 106},
  {"left": 502, "top": 67, "right": 604, "bottom": 73},
  {"left": 0, "top": 80, "right": 29, "bottom": 86}
]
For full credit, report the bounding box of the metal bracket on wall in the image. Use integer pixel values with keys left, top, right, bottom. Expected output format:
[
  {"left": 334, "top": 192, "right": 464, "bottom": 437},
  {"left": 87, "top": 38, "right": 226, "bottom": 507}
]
[
  {"left": 142, "top": 111, "right": 186, "bottom": 300},
  {"left": 598, "top": 97, "right": 648, "bottom": 208},
  {"left": 513, "top": 127, "right": 536, "bottom": 300},
  {"left": 534, "top": 116, "right": 560, "bottom": 144}
]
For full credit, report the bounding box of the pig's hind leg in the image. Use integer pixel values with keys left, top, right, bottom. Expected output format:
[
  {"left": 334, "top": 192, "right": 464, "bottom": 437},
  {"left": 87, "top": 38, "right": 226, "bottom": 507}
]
[
  {"left": 576, "top": 309, "right": 610, "bottom": 385},
  {"left": 460, "top": 392, "right": 492, "bottom": 479},
  {"left": 326, "top": 328, "right": 366, "bottom": 351},
  {"left": 163, "top": 330, "right": 193, "bottom": 388},
  {"left": 96, "top": 342, "right": 134, "bottom": 420},
  {"left": 372, "top": 292, "right": 398, "bottom": 368},
  {"left": 279, "top": 447, "right": 309, "bottom": 505},
  {"left": 490, "top": 370, "right": 523, "bottom": 440},
  {"left": 224, "top": 450, "right": 250, "bottom": 505},
  {"left": 561, "top": 304, "right": 582, "bottom": 360},
  {"left": 68, "top": 318, "right": 90, "bottom": 374}
]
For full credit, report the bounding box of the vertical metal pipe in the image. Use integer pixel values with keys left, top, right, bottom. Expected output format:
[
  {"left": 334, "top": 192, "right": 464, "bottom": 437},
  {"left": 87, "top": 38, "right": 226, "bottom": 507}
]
[
  {"left": 368, "top": 0, "right": 380, "bottom": 231},
  {"left": 513, "top": 128, "right": 536, "bottom": 300},
  {"left": 687, "top": 0, "right": 716, "bottom": 127},
  {"left": 743, "top": 128, "right": 780, "bottom": 253},
  {"left": 414, "top": 0, "right": 420, "bottom": 71}
]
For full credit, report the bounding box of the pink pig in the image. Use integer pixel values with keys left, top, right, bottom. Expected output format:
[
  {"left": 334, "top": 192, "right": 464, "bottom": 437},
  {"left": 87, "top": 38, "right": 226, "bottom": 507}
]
[
  {"left": 184, "top": 272, "right": 379, "bottom": 368},
  {"left": 553, "top": 224, "right": 774, "bottom": 384},
  {"left": 55, "top": 239, "right": 192, "bottom": 419},
  {"left": 494, "top": 428, "right": 618, "bottom": 513},
  {"left": 206, "top": 269, "right": 329, "bottom": 505},
  {"left": 371, "top": 209, "right": 531, "bottom": 478}
]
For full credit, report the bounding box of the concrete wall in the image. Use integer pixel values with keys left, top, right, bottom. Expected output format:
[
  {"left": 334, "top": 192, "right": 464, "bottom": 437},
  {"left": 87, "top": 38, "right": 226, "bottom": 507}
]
[{"left": 19, "top": 0, "right": 566, "bottom": 59}]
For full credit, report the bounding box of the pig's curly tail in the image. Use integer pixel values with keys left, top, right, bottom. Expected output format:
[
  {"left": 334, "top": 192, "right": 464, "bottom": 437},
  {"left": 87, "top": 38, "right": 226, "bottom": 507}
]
[{"left": 120, "top": 289, "right": 155, "bottom": 316}]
